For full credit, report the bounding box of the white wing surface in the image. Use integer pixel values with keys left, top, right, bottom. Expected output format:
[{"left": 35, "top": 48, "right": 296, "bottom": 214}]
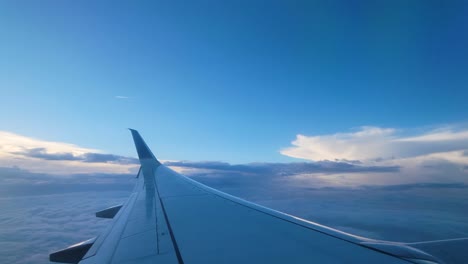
[{"left": 49, "top": 129, "right": 467, "bottom": 264}]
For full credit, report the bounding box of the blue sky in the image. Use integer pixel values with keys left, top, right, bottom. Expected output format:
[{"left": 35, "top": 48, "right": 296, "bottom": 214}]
[
  {"left": 1, "top": 1, "right": 468, "bottom": 163},
  {"left": 1, "top": 2, "right": 468, "bottom": 263}
]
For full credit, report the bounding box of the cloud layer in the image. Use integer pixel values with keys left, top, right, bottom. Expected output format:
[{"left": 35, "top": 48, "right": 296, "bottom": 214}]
[
  {"left": 166, "top": 160, "right": 399, "bottom": 175},
  {"left": 0, "top": 131, "right": 139, "bottom": 174},
  {"left": 2, "top": 126, "right": 468, "bottom": 187},
  {"left": 13, "top": 147, "right": 138, "bottom": 164},
  {"left": 1, "top": 165, "right": 467, "bottom": 263}
]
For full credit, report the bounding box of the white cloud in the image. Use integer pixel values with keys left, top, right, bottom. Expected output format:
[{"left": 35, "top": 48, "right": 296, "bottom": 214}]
[
  {"left": 281, "top": 126, "right": 468, "bottom": 163},
  {"left": 395, "top": 129, "right": 468, "bottom": 142},
  {"left": 0, "top": 131, "right": 138, "bottom": 174},
  {"left": 115, "top": 95, "right": 129, "bottom": 99},
  {"left": 2, "top": 125, "right": 468, "bottom": 187},
  {"left": 0, "top": 131, "right": 97, "bottom": 155},
  {"left": 280, "top": 125, "right": 468, "bottom": 185},
  {"left": 281, "top": 126, "right": 396, "bottom": 161}
]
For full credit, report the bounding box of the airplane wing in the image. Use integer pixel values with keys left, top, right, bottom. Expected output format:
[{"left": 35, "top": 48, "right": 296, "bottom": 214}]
[{"left": 49, "top": 129, "right": 467, "bottom": 264}]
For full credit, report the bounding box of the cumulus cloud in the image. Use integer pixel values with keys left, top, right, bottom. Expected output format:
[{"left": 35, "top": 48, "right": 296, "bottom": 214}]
[
  {"left": 0, "top": 131, "right": 98, "bottom": 155},
  {"left": 0, "top": 131, "right": 139, "bottom": 174},
  {"left": 279, "top": 126, "right": 468, "bottom": 185},
  {"left": 281, "top": 126, "right": 468, "bottom": 162}
]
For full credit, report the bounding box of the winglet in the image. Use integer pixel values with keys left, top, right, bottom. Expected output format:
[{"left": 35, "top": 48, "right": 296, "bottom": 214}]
[{"left": 128, "top": 129, "right": 161, "bottom": 165}]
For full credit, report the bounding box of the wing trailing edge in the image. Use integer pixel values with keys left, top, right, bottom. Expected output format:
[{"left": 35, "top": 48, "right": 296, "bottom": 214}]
[
  {"left": 49, "top": 238, "right": 96, "bottom": 263},
  {"left": 95, "top": 204, "right": 122, "bottom": 219}
]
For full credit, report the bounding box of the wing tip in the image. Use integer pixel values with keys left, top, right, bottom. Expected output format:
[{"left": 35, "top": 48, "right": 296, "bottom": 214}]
[{"left": 128, "top": 129, "right": 160, "bottom": 164}]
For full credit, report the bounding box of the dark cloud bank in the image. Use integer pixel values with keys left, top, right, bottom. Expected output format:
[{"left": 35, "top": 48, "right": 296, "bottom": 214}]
[
  {"left": 1, "top": 161, "right": 467, "bottom": 264},
  {"left": 12, "top": 148, "right": 139, "bottom": 164},
  {"left": 165, "top": 160, "right": 400, "bottom": 174},
  {"left": 13, "top": 147, "right": 400, "bottom": 172}
]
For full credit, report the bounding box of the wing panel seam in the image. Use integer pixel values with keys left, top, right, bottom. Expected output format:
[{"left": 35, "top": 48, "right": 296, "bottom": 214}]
[{"left": 154, "top": 168, "right": 184, "bottom": 264}]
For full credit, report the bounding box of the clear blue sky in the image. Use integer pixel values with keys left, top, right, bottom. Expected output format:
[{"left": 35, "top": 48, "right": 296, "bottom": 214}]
[{"left": 1, "top": 1, "right": 467, "bottom": 163}]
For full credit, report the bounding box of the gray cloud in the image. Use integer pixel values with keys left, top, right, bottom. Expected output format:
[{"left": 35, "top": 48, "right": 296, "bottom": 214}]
[
  {"left": 0, "top": 167, "right": 134, "bottom": 197},
  {"left": 17, "top": 148, "right": 78, "bottom": 161},
  {"left": 164, "top": 160, "right": 400, "bottom": 175},
  {"left": 81, "top": 153, "right": 138, "bottom": 164},
  {"left": 12, "top": 148, "right": 139, "bottom": 165},
  {"left": 362, "top": 182, "right": 468, "bottom": 191},
  {"left": 335, "top": 159, "right": 363, "bottom": 164}
]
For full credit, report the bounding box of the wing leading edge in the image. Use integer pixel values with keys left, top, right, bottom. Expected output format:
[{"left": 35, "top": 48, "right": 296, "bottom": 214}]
[{"left": 49, "top": 130, "right": 467, "bottom": 264}]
